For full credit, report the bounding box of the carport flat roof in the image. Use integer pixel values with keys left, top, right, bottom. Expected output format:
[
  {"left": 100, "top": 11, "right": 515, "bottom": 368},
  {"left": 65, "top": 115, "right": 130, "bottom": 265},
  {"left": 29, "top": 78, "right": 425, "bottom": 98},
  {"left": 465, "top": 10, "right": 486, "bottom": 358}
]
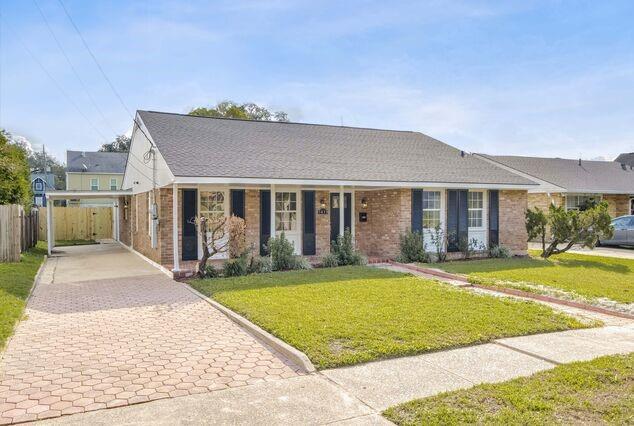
[{"left": 46, "top": 190, "right": 132, "bottom": 199}]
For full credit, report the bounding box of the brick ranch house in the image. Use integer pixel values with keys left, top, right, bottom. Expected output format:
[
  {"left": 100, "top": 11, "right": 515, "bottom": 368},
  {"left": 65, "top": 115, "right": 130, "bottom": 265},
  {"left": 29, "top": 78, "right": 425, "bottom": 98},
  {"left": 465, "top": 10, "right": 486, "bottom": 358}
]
[
  {"left": 119, "top": 110, "right": 537, "bottom": 276},
  {"left": 476, "top": 155, "right": 634, "bottom": 218}
]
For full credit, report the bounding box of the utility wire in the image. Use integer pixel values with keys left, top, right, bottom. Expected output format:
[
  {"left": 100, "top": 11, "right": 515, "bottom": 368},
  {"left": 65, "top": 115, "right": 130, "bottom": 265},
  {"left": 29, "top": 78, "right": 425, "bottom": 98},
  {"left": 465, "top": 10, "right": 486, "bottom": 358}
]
[
  {"left": 56, "top": 0, "right": 157, "bottom": 150},
  {"left": 0, "top": 14, "right": 110, "bottom": 144},
  {"left": 32, "top": 0, "right": 118, "bottom": 136}
]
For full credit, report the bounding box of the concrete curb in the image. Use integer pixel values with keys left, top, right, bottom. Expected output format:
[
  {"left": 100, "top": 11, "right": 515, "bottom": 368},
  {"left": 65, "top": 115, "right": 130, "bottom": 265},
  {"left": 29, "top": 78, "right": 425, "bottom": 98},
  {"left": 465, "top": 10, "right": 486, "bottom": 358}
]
[
  {"left": 181, "top": 283, "right": 317, "bottom": 373},
  {"left": 391, "top": 261, "right": 634, "bottom": 320},
  {"left": 118, "top": 241, "right": 175, "bottom": 279}
]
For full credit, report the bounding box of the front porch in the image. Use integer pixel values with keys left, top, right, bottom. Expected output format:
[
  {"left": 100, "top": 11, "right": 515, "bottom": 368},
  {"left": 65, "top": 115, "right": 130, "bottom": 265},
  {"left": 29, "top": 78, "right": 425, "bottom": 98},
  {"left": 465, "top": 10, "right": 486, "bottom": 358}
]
[{"left": 124, "top": 183, "right": 526, "bottom": 277}]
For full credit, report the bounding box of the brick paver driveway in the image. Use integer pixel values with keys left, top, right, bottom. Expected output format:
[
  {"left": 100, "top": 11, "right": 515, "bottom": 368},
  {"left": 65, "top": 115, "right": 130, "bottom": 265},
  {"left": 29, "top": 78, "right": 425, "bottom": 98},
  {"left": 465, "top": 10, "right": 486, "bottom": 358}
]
[{"left": 0, "top": 244, "right": 301, "bottom": 424}]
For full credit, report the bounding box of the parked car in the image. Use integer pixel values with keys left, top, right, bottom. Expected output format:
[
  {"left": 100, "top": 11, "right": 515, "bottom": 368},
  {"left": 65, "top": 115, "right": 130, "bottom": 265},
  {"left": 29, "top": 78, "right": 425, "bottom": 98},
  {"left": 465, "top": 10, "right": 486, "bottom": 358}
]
[{"left": 599, "top": 215, "right": 634, "bottom": 247}]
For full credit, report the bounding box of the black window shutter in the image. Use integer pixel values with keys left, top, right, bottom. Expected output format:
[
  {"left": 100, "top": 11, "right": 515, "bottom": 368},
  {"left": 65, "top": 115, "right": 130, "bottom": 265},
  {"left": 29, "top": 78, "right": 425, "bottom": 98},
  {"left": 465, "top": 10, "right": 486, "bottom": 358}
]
[
  {"left": 447, "top": 190, "right": 459, "bottom": 251},
  {"left": 230, "top": 189, "right": 245, "bottom": 219},
  {"left": 259, "top": 190, "right": 270, "bottom": 256},
  {"left": 489, "top": 190, "right": 499, "bottom": 247},
  {"left": 302, "top": 191, "right": 316, "bottom": 255},
  {"left": 411, "top": 189, "right": 423, "bottom": 233},
  {"left": 457, "top": 190, "right": 469, "bottom": 248}
]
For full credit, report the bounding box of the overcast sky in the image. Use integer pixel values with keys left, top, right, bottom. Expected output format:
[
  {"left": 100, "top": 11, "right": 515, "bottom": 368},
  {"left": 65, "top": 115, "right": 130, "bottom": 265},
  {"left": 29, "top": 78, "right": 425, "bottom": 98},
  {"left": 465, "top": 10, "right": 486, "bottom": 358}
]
[{"left": 1, "top": 0, "right": 633, "bottom": 162}]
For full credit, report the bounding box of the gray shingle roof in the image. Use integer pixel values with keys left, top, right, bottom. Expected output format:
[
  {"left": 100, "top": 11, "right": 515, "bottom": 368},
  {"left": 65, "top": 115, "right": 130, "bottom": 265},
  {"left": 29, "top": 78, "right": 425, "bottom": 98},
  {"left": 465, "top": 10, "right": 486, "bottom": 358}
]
[
  {"left": 615, "top": 152, "right": 634, "bottom": 167},
  {"left": 481, "top": 154, "right": 634, "bottom": 194},
  {"left": 66, "top": 151, "right": 127, "bottom": 174},
  {"left": 137, "top": 111, "right": 534, "bottom": 186}
]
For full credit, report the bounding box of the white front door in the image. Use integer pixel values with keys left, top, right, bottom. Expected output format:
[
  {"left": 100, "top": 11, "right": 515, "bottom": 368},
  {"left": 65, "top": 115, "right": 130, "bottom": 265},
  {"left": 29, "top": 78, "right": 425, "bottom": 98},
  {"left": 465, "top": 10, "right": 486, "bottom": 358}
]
[
  {"left": 275, "top": 191, "right": 301, "bottom": 254},
  {"left": 199, "top": 189, "right": 229, "bottom": 259}
]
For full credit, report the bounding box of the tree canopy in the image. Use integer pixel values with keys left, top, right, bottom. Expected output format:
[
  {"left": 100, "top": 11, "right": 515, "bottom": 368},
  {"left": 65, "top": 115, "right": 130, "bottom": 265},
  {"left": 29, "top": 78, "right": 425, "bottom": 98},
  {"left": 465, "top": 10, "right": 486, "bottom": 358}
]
[
  {"left": 526, "top": 202, "right": 614, "bottom": 258},
  {"left": 99, "top": 134, "right": 131, "bottom": 153},
  {"left": 189, "top": 101, "right": 289, "bottom": 122},
  {"left": 0, "top": 130, "right": 32, "bottom": 208}
]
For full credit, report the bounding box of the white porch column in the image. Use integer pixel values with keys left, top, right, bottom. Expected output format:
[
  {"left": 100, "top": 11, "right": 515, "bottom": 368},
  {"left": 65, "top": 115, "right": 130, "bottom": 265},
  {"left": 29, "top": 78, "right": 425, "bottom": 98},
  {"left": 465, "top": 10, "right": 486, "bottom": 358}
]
[
  {"left": 351, "top": 188, "right": 355, "bottom": 242},
  {"left": 113, "top": 202, "right": 120, "bottom": 241},
  {"left": 172, "top": 183, "right": 180, "bottom": 272},
  {"left": 339, "top": 186, "right": 345, "bottom": 236},
  {"left": 270, "top": 185, "right": 276, "bottom": 247},
  {"left": 46, "top": 196, "right": 53, "bottom": 255}
]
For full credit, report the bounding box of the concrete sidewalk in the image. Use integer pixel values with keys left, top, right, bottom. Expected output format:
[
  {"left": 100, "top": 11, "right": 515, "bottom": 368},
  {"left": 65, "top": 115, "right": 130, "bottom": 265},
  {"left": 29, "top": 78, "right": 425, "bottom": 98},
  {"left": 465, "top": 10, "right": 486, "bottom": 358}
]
[
  {"left": 528, "top": 242, "right": 634, "bottom": 259},
  {"left": 42, "top": 322, "right": 634, "bottom": 425}
]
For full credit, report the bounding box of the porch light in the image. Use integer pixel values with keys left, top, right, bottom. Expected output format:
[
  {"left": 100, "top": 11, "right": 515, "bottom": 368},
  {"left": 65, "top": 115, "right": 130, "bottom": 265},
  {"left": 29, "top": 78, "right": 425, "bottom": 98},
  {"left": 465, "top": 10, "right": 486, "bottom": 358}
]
[
  {"left": 320, "top": 198, "right": 326, "bottom": 208},
  {"left": 361, "top": 198, "right": 368, "bottom": 209}
]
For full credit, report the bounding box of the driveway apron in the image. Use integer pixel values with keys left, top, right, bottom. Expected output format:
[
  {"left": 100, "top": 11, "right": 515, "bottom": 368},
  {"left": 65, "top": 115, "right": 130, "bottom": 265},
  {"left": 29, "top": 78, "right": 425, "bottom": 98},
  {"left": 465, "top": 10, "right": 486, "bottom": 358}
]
[{"left": 0, "top": 244, "right": 302, "bottom": 424}]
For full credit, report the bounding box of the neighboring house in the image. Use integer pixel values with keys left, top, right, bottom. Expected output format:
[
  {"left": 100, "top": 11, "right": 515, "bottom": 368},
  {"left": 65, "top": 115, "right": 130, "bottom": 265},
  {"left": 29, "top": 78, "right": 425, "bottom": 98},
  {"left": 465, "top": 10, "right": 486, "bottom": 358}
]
[
  {"left": 120, "top": 110, "right": 537, "bottom": 275},
  {"left": 477, "top": 155, "right": 634, "bottom": 218},
  {"left": 66, "top": 150, "right": 128, "bottom": 207},
  {"left": 615, "top": 152, "right": 634, "bottom": 168},
  {"left": 30, "top": 172, "right": 56, "bottom": 207}
]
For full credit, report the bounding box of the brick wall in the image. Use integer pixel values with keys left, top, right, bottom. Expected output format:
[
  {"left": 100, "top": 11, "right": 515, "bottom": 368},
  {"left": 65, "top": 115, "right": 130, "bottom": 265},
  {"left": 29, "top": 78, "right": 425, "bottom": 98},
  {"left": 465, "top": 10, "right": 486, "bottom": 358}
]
[
  {"left": 131, "top": 191, "right": 161, "bottom": 263},
  {"left": 355, "top": 189, "right": 411, "bottom": 259},
  {"left": 527, "top": 192, "right": 564, "bottom": 211},
  {"left": 603, "top": 194, "right": 630, "bottom": 218},
  {"left": 245, "top": 190, "right": 260, "bottom": 254},
  {"left": 315, "top": 190, "right": 331, "bottom": 255},
  {"left": 499, "top": 190, "right": 528, "bottom": 255},
  {"left": 118, "top": 196, "right": 131, "bottom": 246}
]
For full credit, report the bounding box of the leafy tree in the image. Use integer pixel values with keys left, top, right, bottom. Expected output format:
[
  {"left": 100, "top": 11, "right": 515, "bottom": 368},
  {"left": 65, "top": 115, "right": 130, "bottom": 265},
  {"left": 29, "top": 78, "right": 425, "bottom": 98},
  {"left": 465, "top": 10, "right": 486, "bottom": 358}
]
[
  {"left": 99, "top": 134, "right": 131, "bottom": 152},
  {"left": 189, "top": 101, "right": 289, "bottom": 122},
  {"left": 526, "top": 203, "right": 614, "bottom": 258},
  {"left": 0, "top": 130, "right": 32, "bottom": 209}
]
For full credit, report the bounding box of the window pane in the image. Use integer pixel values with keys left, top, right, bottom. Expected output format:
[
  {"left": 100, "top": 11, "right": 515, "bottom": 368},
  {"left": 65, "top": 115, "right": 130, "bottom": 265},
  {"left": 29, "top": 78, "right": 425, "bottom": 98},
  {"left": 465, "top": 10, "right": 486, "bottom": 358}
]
[
  {"left": 468, "top": 192, "right": 483, "bottom": 209},
  {"left": 332, "top": 195, "right": 340, "bottom": 209},
  {"left": 288, "top": 212, "right": 297, "bottom": 230},
  {"left": 423, "top": 210, "right": 440, "bottom": 229}
]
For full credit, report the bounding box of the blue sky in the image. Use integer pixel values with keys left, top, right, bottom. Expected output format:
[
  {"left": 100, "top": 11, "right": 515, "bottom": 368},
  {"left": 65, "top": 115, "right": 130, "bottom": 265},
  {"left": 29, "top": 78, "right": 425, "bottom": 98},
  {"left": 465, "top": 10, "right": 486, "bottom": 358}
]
[{"left": 1, "top": 0, "right": 633, "bottom": 162}]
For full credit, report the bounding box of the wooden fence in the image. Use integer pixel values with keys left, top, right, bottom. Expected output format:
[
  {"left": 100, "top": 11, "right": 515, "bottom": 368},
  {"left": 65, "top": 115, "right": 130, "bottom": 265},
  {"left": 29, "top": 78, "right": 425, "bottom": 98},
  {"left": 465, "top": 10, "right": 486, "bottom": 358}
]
[
  {"left": 39, "top": 207, "right": 113, "bottom": 242},
  {"left": 0, "top": 205, "right": 39, "bottom": 262}
]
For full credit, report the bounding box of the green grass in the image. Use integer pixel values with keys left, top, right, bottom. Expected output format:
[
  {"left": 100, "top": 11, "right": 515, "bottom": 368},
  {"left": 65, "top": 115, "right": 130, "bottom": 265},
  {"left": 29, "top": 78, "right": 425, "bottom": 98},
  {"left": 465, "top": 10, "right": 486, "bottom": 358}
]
[
  {"left": 190, "top": 266, "right": 589, "bottom": 369},
  {"left": 55, "top": 239, "right": 97, "bottom": 247},
  {"left": 0, "top": 242, "right": 46, "bottom": 349},
  {"left": 421, "top": 250, "right": 634, "bottom": 304},
  {"left": 383, "top": 353, "right": 634, "bottom": 425}
]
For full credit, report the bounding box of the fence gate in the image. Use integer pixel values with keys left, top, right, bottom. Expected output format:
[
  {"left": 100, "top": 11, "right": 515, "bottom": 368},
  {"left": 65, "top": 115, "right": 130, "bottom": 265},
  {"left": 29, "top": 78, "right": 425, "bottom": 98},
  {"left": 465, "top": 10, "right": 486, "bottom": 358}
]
[{"left": 39, "top": 207, "right": 113, "bottom": 241}]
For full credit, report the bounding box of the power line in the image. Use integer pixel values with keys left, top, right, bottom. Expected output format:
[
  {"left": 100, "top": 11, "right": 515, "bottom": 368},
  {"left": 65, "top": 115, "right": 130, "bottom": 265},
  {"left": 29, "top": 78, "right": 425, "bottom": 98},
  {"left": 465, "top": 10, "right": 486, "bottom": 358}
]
[
  {"left": 55, "top": 0, "right": 157, "bottom": 150},
  {"left": 32, "top": 0, "right": 118, "bottom": 136},
  {"left": 0, "top": 13, "right": 109, "bottom": 144}
]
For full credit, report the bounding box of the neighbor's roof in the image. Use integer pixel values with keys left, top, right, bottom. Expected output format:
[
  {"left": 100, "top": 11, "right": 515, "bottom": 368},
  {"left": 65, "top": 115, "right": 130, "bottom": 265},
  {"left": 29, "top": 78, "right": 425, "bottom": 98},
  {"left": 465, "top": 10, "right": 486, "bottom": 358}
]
[
  {"left": 66, "top": 150, "right": 127, "bottom": 174},
  {"left": 30, "top": 172, "right": 55, "bottom": 189},
  {"left": 480, "top": 154, "right": 634, "bottom": 194},
  {"left": 615, "top": 152, "right": 634, "bottom": 167},
  {"left": 136, "top": 110, "right": 535, "bottom": 186}
]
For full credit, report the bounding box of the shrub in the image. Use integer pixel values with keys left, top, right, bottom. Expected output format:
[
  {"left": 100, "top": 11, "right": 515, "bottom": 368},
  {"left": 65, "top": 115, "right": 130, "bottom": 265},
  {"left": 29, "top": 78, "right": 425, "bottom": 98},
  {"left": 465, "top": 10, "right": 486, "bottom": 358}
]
[
  {"left": 227, "top": 215, "right": 247, "bottom": 259},
  {"left": 331, "top": 229, "right": 366, "bottom": 266},
  {"left": 291, "top": 256, "right": 313, "bottom": 270},
  {"left": 397, "top": 231, "right": 428, "bottom": 263},
  {"left": 321, "top": 252, "right": 339, "bottom": 268},
  {"left": 429, "top": 225, "right": 447, "bottom": 263},
  {"left": 247, "top": 256, "right": 272, "bottom": 274},
  {"left": 201, "top": 264, "right": 220, "bottom": 278},
  {"left": 269, "top": 232, "right": 297, "bottom": 271},
  {"left": 223, "top": 255, "right": 248, "bottom": 277},
  {"left": 489, "top": 244, "right": 512, "bottom": 259}
]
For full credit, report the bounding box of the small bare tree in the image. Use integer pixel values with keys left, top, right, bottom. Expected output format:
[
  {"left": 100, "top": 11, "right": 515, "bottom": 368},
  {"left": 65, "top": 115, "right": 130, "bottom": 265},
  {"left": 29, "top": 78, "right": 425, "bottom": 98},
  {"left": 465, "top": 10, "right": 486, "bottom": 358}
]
[{"left": 191, "top": 215, "right": 247, "bottom": 277}]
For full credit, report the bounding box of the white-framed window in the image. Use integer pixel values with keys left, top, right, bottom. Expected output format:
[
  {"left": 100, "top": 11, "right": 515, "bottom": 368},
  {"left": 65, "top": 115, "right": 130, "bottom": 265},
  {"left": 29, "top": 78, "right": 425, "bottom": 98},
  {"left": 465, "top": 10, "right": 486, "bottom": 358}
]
[
  {"left": 275, "top": 192, "right": 297, "bottom": 231},
  {"left": 468, "top": 191, "right": 484, "bottom": 228},
  {"left": 33, "top": 179, "right": 44, "bottom": 191},
  {"left": 200, "top": 191, "right": 226, "bottom": 222},
  {"left": 422, "top": 191, "right": 441, "bottom": 229},
  {"left": 565, "top": 194, "right": 599, "bottom": 211},
  {"left": 110, "top": 178, "right": 117, "bottom": 190},
  {"left": 90, "top": 178, "right": 99, "bottom": 191}
]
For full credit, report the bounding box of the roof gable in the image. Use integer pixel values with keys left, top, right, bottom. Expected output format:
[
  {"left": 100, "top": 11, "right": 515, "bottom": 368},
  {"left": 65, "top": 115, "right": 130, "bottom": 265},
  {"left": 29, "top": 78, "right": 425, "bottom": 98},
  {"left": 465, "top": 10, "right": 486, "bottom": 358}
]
[{"left": 137, "top": 110, "right": 534, "bottom": 186}]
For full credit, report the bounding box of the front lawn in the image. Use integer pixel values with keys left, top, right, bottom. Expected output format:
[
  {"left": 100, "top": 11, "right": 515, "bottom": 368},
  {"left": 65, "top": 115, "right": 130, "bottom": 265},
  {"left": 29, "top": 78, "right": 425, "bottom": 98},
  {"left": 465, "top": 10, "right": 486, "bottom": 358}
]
[
  {"left": 191, "top": 266, "right": 589, "bottom": 369},
  {"left": 0, "top": 242, "right": 47, "bottom": 349},
  {"left": 422, "top": 250, "right": 634, "bottom": 304},
  {"left": 383, "top": 352, "right": 634, "bottom": 425}
]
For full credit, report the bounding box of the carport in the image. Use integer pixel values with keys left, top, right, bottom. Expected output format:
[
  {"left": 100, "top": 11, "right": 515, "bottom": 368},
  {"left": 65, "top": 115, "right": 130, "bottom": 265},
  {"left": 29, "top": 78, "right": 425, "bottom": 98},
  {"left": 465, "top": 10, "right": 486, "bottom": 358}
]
[{"left": 45, "top": 190, "right": 132, "bottom": 255}]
